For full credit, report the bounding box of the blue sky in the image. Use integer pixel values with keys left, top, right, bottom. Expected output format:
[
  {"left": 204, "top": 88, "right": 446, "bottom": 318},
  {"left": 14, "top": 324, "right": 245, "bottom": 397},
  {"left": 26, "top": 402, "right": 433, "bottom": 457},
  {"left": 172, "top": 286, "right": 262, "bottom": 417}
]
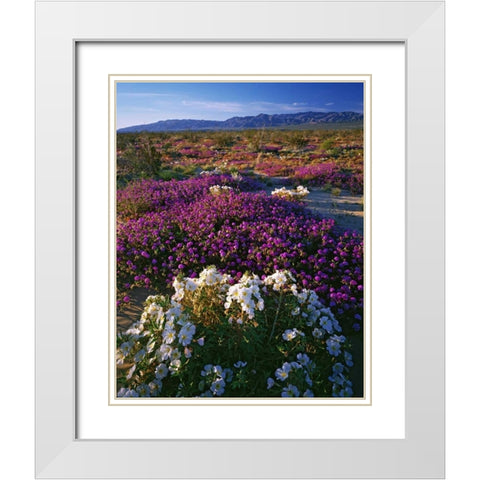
[{"left": 116, "top": 82, "right": 364, "bottom": 128}]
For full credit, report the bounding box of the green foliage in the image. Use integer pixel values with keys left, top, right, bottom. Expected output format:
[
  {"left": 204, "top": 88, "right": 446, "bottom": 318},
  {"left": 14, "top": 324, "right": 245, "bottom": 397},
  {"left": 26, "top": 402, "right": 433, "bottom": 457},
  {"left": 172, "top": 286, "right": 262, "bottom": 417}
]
[
  {"left": 117, "top": 133, "right": 139, "bottom": 150},
  {"left": 116, "top": 128, "right": 364, "bottom": 194},
  {"left": 137, "top": 139, "right": 164, "bottom": 175},
  {"left": 214, "top": 132, "right": 235, "bottom": 148},
  {"left": 288, "top": 132, "right": 308, "bottom": 150},
  {"left": 117, "top": 268, "right": 355, "bottom": 398},
  {"left": 321, "top": 139, "right": 335, "bottom": 151},
  {"left": 245, "top": 129, "right": 265, "bottom": 152},
  {"left": 182, "top": 130, "right": 200, "bottom": 142},
  {"left": 328, "top": 147, "right": 343, "bottom": 158}
]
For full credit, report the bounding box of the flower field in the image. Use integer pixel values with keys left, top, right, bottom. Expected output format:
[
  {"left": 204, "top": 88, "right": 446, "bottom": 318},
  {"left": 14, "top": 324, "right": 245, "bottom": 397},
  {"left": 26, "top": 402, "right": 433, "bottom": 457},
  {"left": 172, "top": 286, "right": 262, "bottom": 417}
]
[
  {"left": 116, "top": 128, "right": 363, "bottom": 193},
  {"left": 116, "top": 128, "right": 364, "bottom": 398}
]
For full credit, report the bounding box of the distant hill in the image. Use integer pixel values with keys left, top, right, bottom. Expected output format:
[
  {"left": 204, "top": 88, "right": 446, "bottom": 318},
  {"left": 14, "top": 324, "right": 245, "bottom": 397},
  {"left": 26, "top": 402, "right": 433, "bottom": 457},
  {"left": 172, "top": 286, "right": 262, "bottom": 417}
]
[{"left": 117, "top": 111, "right": 364, "bottom": 133}]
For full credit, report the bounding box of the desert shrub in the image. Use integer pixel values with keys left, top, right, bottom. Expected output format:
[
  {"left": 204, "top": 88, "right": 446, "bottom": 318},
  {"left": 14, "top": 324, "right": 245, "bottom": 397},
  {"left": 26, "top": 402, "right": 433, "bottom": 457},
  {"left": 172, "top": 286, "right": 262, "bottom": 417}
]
[
  {"left": 321, "top": 139, "right": 335, "bottom": 151},
  {"left": 214, "top": 132, "right": 236, "bottom": 148},
  {"left": 246, "top": 129, "right": 265, "bottom": 152},
  {"left": 288, "top": 132, "right": 308, "bottom": 150},
  {"left": 155, "top": 169, "right": 185, "bottom": 181},
  {"left": 117, "top": 267, "right": 355, "bottom": 398},
  {"left": 117, "top": 133, "right": 140, "bottom": 150},
  {"left": 172, "top": 163, "right": 198, "bottom": 177},
  {"left": 182, "top": 131, "right": 200, "bottom": 142}
]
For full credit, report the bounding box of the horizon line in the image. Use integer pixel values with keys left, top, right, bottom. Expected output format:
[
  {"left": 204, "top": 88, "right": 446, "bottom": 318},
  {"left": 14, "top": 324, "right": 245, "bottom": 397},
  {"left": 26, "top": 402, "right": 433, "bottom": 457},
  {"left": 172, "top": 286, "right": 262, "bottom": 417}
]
[{"left": 118, "top": 110, "right": 364, "bottom": 129}]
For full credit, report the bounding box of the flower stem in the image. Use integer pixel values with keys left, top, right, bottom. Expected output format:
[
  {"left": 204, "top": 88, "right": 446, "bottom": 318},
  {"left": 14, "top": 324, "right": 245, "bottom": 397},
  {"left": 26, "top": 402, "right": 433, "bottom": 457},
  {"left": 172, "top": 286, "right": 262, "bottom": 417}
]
[{"left": 268, "top": 292, "right": 283, "bottom": 342}]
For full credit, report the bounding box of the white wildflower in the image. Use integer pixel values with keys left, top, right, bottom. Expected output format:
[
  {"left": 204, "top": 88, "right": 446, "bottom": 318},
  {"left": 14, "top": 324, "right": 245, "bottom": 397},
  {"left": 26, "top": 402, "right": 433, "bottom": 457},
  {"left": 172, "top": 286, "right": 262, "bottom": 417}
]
[
  {"left": 117, "top": 387, "right": 139, "bottom": 398},
  {"left": 281, "top": 384, "right": 300, "bottom": 397},
  {"left": 155, "top": 363, "right": 169, "bottom": 380}
]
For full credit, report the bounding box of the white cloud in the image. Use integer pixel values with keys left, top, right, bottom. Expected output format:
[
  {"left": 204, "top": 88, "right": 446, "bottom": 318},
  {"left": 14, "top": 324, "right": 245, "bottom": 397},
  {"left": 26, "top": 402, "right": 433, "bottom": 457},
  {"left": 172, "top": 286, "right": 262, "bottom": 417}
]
[
  {"left": 248, "top": 101, "right": 326, "bottom": 113},
  {"left": 181, "top": 100, "right": 245, "bottom": 113}
]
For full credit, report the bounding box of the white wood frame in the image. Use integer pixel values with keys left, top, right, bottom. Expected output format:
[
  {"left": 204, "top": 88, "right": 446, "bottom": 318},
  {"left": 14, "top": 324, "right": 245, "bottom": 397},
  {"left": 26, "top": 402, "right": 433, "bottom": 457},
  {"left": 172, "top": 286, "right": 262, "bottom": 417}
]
[{"left": 35, "top": 1, "right": 444, "bottom": 477}]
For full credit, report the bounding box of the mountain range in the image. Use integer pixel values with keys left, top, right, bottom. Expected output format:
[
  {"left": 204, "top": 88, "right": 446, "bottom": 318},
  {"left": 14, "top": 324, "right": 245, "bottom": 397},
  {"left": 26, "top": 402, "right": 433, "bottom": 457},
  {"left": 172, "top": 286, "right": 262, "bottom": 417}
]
[{"left": 117, "top": 111, "right": 363, "bottom": 133}]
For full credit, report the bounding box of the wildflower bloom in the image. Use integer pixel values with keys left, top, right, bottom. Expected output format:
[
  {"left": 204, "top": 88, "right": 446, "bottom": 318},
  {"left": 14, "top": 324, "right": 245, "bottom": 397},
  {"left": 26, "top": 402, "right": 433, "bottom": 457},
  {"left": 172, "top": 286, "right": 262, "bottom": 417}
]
[
  {"left": 319, "top": 316, "right": 333, "bottom": 333},
  {"left": 282, "top": 329, "right": 297, "bottom": 341},
  {"left": 148, "top": 379, "right": 162, "bottom": 395},
  {"left": 199, "top": 266, "right": 225, "bottom": 286},
  {"left": 265, "top": 270, "right": 296, "bottom": 291},
  {"left": 155, "top": 363, "right": 168, "bottom": 380},
  {"left": 281, "top": 384, "right": 300, "bottom": 397},
  {"left": 126, "top": 323, "right": 144, "bottom": 336},
  {"left": 209, "top": 184, "right": 233, "bottom": 195},
  {"left": 275, "top": 363, "right": 291, "bottom": 381},
  {"left": 332, "top": 380, "right": 354, "bottom": 397},
  {"left": 225, "top": 274, "right": 264, "bottom": 318},
  {"left": 344, "top": 351, "right": 354, "bottom": 367},
  {"left": 117, "top": 388, "right": 139, "bottom": 397},
  {"left": 134, "top": 348, "right": 146, "bottom": 363},
  {"left": 162, "top": 329, "right": 176, "bottom": 344},
  {"left": 271, "top": 186, "right": 309, "bottom": 201},
  {"left": 184, "top": 278, "right": 198, "bottom": 292},
  {"left": 211, "top": 379, "right": 226, "bottom": 396},
  {"left": 117, "top": 267, "right": 356, "bottom": 398},
  {"left": 117, "top": 178, "right": 363, "bottom": 332},
  {"left": 126, "top": 365, "right": 136, "bottom": 380},
  {"left": 169, "top": 359, "right": 182, "bottom": 372},
  {"left": 178, "top": 323, "right": 195, "bottom": 346},
  {"left": 157, "top": 344, "right": 173, "bottom": 361},
  {"left": 133, "top": 385, "right": 149, "bottom": 397},
  {"left": 332, "top": 363, "right": 345, "bottom": 374},
  {"left": 338, "top": 386, "right": 354, "bottom": 397},
  {"left": 296, "top": 353, "right": 310, "bottom": 366},
  {"left": 147, "top": 302, "right": 161, "bottom": 316},
  {"left": 170, "top": 349, "right": 182, "bottom": 362},
  {"left": 326, "top": 335, "right": 345, "bottom": 355},
  {"left": 117, "top": 340, "right": 134, "bottom": 364},
  {"left": 312, "top": 328, "right": 323, "bottom": 339}
]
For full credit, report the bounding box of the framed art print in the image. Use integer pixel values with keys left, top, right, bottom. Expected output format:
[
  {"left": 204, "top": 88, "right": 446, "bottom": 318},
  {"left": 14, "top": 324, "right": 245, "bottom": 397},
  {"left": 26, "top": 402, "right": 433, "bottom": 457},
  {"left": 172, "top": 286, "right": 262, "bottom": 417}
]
[
  {"left": 36, "top": 0, "right": 445, "bottom": 478},
  {"left": 77, "top": 45, "right": 405, "bottom": 440},
  {"left": 110, "top": 74, "right": 372, "bottom": 406}
]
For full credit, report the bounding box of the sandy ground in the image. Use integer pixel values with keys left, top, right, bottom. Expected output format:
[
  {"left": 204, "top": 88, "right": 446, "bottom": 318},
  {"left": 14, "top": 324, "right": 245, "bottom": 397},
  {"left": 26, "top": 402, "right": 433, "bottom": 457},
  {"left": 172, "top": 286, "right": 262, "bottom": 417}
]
[
  {"left": 304, "top": 188, "right": 364, "bottom": 233},
  {"left": 265, "top": 178, "right": 364, "bottom": 234},
  {"left": 117, "top": 287, "right": 153, "bottom": 332}
]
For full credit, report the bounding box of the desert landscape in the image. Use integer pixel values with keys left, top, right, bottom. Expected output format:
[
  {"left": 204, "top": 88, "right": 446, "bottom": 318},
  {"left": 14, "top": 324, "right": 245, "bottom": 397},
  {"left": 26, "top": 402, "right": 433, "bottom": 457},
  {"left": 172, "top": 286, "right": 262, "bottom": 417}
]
[{"left": 115, "top": 83, "right": 365, "bottom": 398}]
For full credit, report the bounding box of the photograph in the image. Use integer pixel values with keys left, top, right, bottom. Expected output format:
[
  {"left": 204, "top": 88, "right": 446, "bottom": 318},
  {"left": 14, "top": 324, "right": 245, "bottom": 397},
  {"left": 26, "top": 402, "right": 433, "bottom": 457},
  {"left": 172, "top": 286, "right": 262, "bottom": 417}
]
[
  {"left": 33, "top": 0, "right": 447, "bottom": 476},
  {"left": 114, "top": 80, "right": 367, "bottom": 399}
]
